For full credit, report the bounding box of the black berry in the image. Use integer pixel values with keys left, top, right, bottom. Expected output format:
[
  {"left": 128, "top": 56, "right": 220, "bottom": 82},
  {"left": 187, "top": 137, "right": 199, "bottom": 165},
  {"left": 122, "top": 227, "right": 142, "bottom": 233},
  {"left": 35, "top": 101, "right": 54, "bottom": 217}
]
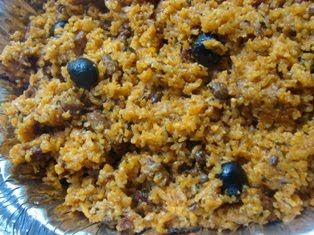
[
  {"left": 67, "top": 58, "right": 99, "bottom": 89},
  {"left": 192, "top": 33, "right": 221, "bottom": 68},
  {"left": 50, "top": 20, "right": 68, "bottom": 36},
  {"left": 219, "top": 161, "right": 248, "bottom": 196}
]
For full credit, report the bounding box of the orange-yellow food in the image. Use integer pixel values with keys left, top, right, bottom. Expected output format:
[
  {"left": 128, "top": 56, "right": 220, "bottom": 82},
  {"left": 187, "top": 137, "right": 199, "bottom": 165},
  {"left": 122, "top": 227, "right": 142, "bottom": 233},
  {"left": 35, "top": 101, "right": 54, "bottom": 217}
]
[{"left": 1, "top": 0, "right": 313, "bottom": 233}]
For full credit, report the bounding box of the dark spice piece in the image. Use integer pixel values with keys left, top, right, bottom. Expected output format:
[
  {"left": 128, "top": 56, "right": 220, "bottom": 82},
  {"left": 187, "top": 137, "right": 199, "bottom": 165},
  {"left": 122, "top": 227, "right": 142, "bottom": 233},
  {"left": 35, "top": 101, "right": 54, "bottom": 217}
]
[
  {"left": 210, "top": 107, "right": 222, "bottom": 122},
  {"left": 181, "top": 48, "right": 192, "bottom": 62},
  {"left": 269, "top": 155, "right": 279, "bottom": 166},
  {"left": 199, "top": 173, "right": 208, "bottom": 183},
  {"left": 24, "top": 86, "right": 36, "bottom": 98},
  {"left": 74, "top": 31, "right": 87, "bottom": 56},
  {"left": 209, "top": 82, "right": 229, "bottom": 100},
  {"left": 30, "top": 147, "right": 50, "bottom": 162},
  {"left": 188, "top": 202, "right": 199, "bottom": 211},
  {"left": 86, "top": 110, "right": 106, "bottom": 130},
  {"left": 133, "top": 190, "right": 149, "bottom": 203},
  {"left": 117, "top": 217, "right": 134, "bottom": 231},
  {"left": 309, "top": 6, "right": 314, "bottom": 16},
  {"left": 194, "top": 149, "right": 206, "bottom": 166},
  {"left": 92, "top": 0, "right": 109, "bottom": 12},
  {"left": 102, "top": 55, "right": 119, "bottom": 76},
  {"left": 61, "top": 101, "right": 84, "bottom": 116},
  {"left": 119, "top": 24, "right": 132, "bottom": 41},
  {"left": 150, "top": 91, "right": 163, "bottom": 103}
]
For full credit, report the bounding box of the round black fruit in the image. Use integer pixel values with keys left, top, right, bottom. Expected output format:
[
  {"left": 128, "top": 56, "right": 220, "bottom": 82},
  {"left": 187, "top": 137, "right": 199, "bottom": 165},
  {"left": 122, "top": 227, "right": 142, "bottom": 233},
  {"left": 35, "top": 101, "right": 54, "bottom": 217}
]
[
  {"left": 219, "top": 161, "right": 248, "bottom": 196},
  {"left": 67, "top": 58, "right": 99, "bottom": 89},
  {"left": 192, "top": 33, "right": 221, "bottom": 68}
]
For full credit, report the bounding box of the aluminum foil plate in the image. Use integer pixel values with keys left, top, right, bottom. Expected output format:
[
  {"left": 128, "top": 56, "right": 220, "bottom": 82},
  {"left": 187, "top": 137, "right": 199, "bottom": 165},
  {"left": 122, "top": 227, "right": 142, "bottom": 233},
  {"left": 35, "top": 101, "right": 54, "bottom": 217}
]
[{"left": 0, "top": 1, "right": 313, "bottom": 234}]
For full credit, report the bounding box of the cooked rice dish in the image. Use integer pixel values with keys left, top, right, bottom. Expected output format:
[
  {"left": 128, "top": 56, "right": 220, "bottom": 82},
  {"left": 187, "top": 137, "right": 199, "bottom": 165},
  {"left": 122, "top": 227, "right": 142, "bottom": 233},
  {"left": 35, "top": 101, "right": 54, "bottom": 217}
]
[{"left": 1, "top": 0, "right": 313, "bottom": 233}]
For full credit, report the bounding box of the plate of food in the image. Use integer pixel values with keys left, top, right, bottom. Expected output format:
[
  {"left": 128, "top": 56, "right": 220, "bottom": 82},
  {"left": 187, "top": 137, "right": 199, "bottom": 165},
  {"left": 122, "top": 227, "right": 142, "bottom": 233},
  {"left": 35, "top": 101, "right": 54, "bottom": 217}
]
[{"left": 0, "top": 0, "right": 313, "bottom": 234}]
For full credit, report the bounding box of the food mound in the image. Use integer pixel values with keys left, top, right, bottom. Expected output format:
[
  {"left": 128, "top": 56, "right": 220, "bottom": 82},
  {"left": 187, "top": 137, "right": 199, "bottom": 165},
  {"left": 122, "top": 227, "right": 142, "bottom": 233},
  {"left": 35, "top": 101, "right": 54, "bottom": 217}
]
[{"left": 1, "top": 0, "right": 313, "bottom": 233}]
